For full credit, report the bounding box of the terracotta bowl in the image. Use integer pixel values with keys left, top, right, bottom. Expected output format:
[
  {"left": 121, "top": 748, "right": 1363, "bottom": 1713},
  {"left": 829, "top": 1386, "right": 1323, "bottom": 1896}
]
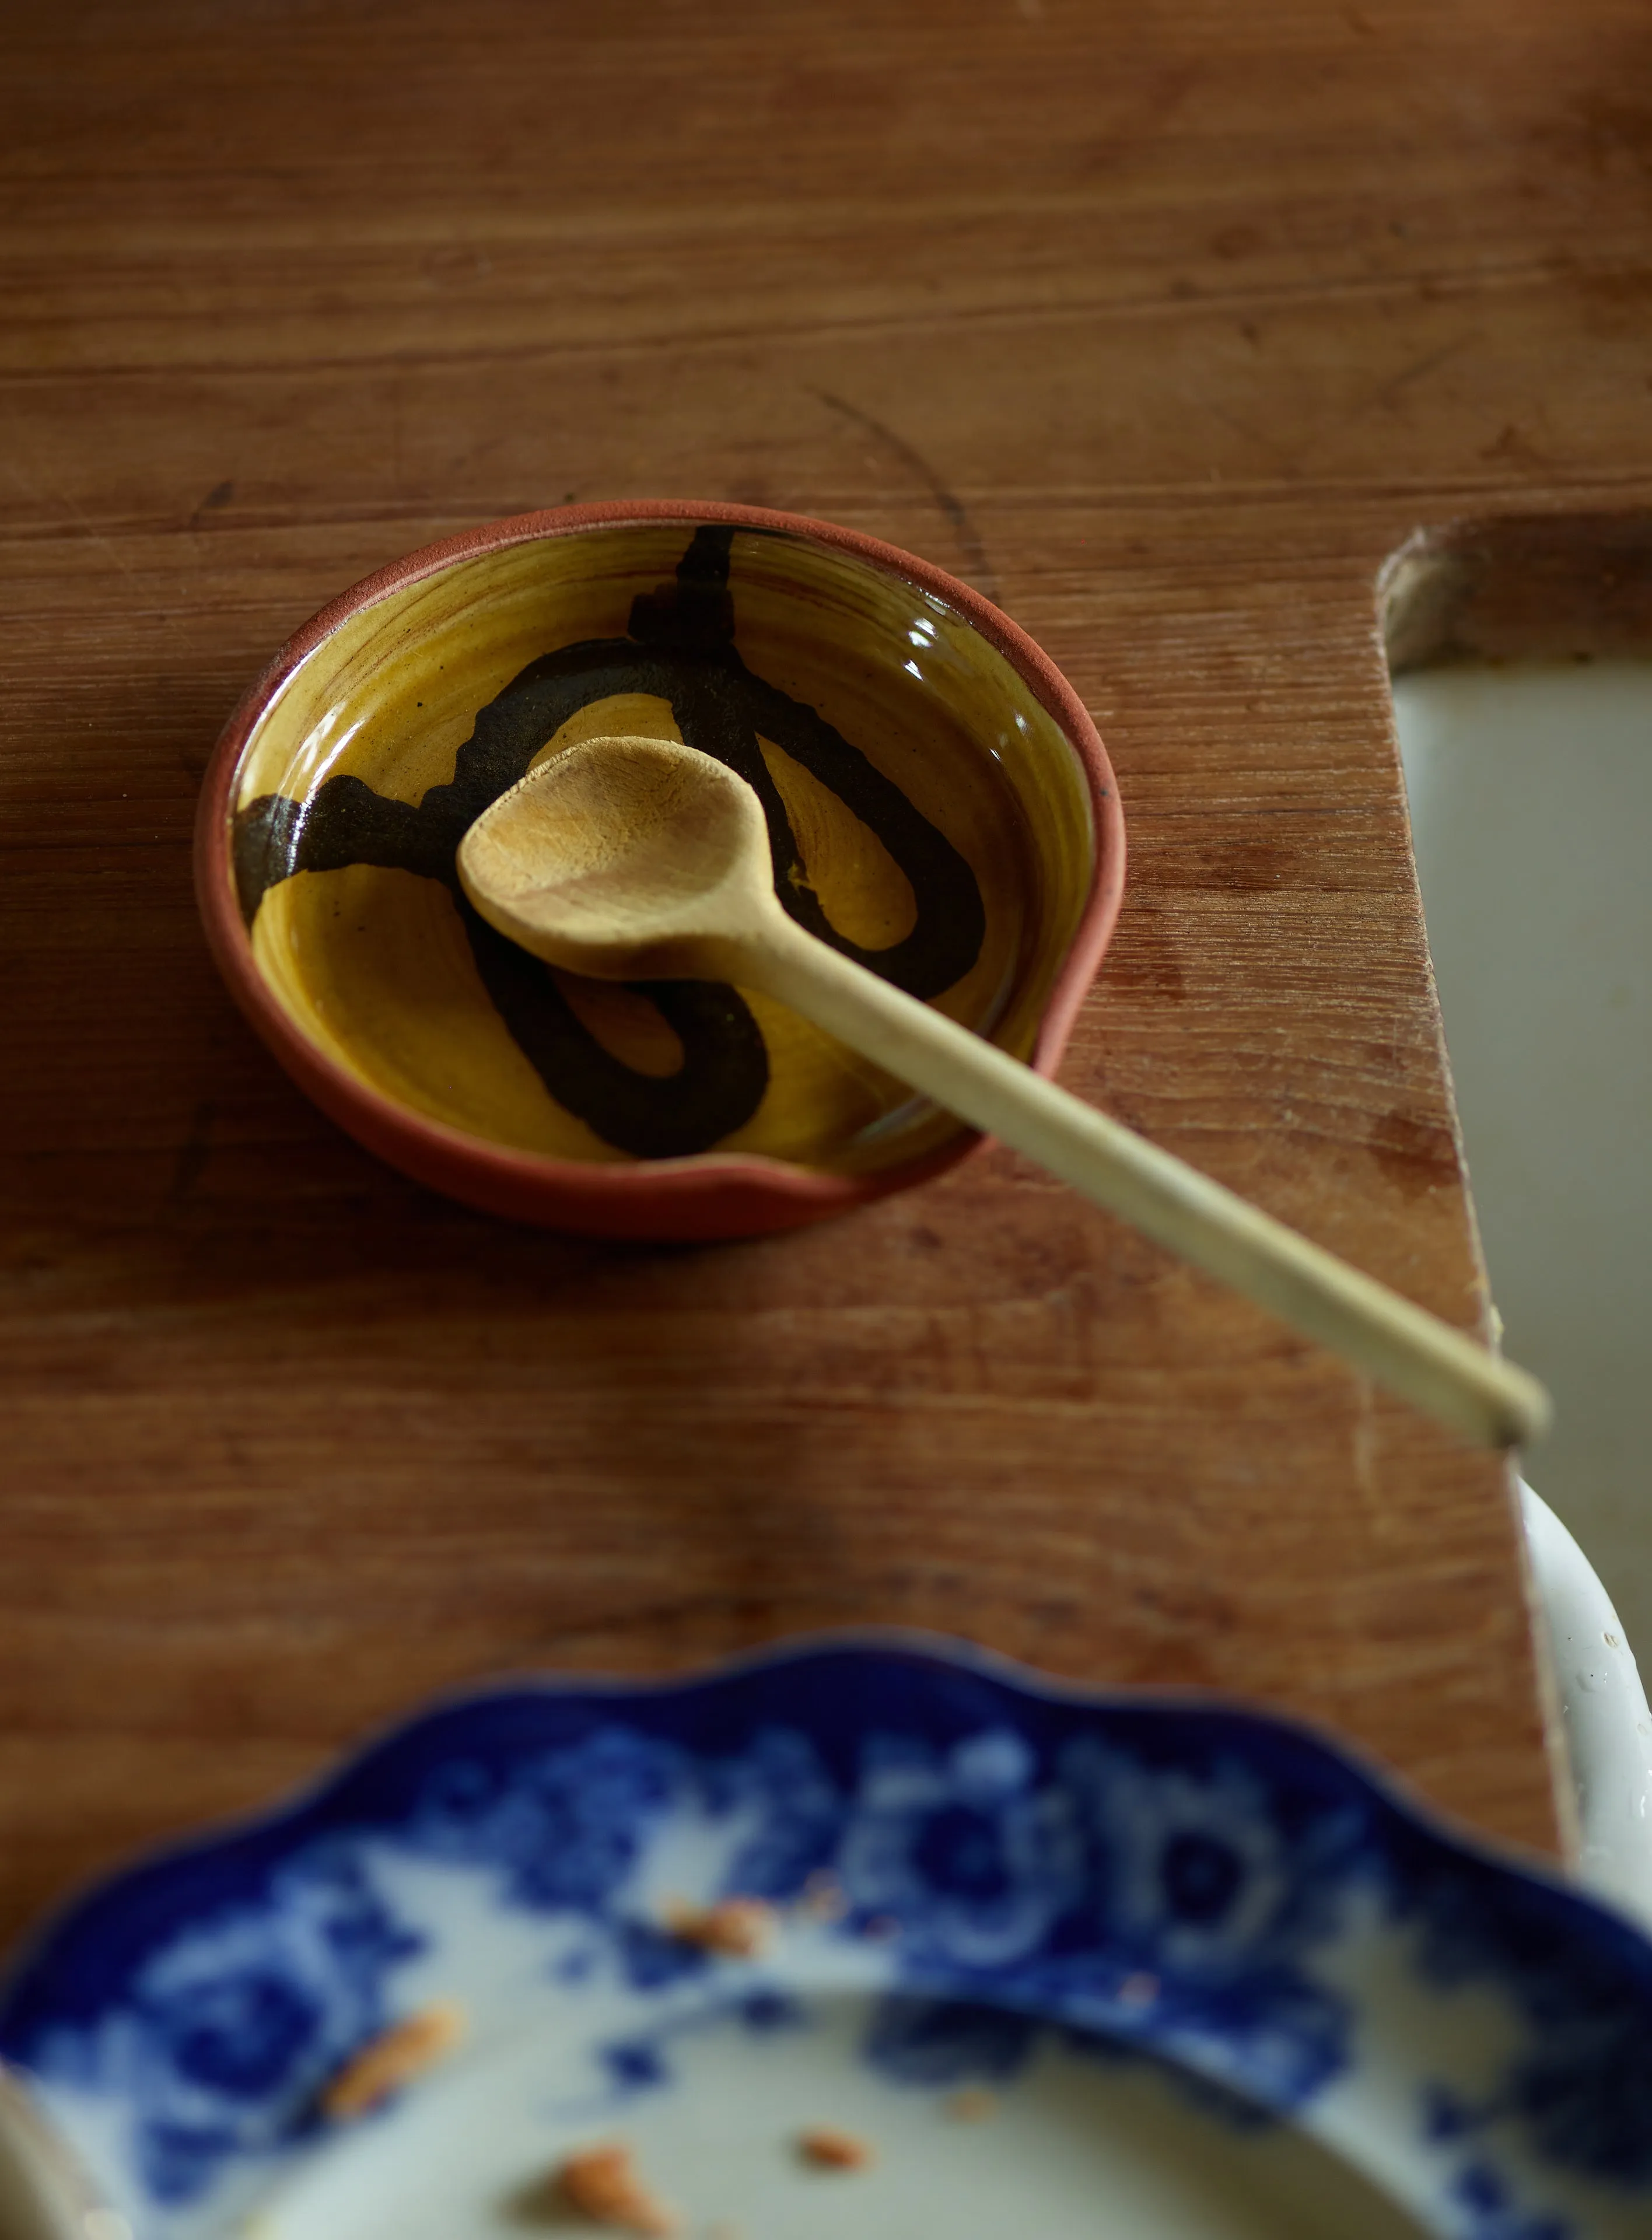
[{"left": 195, "top": 502, "right": 1125, "bottom": 1240}]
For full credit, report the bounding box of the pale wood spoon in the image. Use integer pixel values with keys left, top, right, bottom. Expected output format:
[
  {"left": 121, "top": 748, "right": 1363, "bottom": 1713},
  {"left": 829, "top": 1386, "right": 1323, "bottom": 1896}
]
[{"left": 459, "top": 734, "right": 1549, "bottom": 1451}]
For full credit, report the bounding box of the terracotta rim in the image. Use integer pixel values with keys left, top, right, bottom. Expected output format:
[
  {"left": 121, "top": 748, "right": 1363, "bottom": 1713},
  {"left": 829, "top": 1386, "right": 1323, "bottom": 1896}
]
[{"left": 194, "top": 501, "right": 1128, "bottom": 1238}]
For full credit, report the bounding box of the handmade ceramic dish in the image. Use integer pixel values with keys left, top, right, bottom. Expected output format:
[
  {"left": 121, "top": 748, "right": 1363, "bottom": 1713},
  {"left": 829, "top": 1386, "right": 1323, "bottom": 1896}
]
[
  {"left": 2, "top": 1640, "right": 1648, "bottom": 2240},
  {"left": 195, "top": 503, "right": 1124, "bottom": 1239}
]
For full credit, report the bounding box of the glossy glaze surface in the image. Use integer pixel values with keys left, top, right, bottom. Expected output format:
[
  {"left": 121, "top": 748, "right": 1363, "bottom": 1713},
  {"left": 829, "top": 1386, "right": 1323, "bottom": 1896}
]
[{"left": 204, "top": 508, "right": 1118, "bottom": 1232}]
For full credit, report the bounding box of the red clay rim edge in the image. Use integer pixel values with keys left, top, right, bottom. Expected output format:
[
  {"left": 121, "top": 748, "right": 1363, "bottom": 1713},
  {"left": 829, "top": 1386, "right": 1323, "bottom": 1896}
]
[{"left": 195, "top": 501, "right": 1127, "bottom": 1238}]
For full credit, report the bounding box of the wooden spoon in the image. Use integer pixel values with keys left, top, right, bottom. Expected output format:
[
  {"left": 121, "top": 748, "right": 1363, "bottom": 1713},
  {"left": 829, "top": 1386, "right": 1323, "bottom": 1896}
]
[{"left": 459, "top": 735, "right": 1549, "bottom": 1451}]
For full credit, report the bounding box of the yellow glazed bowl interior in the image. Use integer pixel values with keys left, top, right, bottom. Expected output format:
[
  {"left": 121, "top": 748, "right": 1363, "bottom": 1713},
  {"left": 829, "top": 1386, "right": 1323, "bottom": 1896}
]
[{"left": 226, "top": 516, "right": 1102, "bottom": 1190}]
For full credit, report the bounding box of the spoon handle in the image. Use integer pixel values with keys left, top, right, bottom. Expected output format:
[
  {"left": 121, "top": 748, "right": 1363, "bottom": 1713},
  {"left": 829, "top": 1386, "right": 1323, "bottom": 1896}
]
[{"left": 738, "top": 920, "right": 1549, "bottom": 1451}]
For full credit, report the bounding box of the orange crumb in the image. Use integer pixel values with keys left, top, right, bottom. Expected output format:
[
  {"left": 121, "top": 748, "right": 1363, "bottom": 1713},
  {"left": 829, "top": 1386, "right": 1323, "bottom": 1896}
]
[
  {"left": 796, "top": 1871, "right": 846, "bottom": 1922},
  {"left": 798, "top": 2125, "right": 874, "bottom": 2171},
  {"left": 661, "top": 1896, "right": 775, "bottom": 1958},
  {"left": 946, "top": 2087, "right": 998, "bottom": 2123},
  {"left": 318, "top": 2000, "right": 463, "bottom": 2120},
  {"left": 556, "top": 2142, "right": 678, "bottom": 2236}
]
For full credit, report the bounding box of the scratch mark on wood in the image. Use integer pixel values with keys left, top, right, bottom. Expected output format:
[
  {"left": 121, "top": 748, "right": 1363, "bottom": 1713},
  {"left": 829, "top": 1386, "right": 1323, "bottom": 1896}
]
[
  {"left": 813, "top": 388, "right": 1002, "bottom": 605},
  {"left": 1367, "top": 334, "right": 1476, "bottom": 412}
]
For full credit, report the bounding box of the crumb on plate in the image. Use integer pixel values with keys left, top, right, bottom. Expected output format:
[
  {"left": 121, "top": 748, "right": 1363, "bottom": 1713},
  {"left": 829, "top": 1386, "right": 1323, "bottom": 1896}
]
[
  {"left": 797, "top": 2125, "right": 875, "bottom": 2171},
  {"left": 660, "top": 1895, "right": 775, "bottom": 1958},
  {"left": 556, "top": 2141, "right": 679, "bottom": 2235},
  {"left": 318, "top": 2000, "right": 463, "bottom": 2121},
  {"left": 796, "top": 1871, "right": 846, "bottom": 1922},
  {"left": 946, "top": 2086, "right": 998, "bottom": 2123}
]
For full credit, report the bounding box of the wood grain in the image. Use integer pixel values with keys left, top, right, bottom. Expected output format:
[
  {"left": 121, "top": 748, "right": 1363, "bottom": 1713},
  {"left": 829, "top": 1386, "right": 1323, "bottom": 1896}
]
[{"left": 8, "top": 0, "right": 1652, "bottom": 1940}]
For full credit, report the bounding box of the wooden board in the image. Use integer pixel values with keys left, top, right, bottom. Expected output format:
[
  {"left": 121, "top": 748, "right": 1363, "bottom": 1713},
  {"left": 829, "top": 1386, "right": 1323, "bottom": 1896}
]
[{"left": 8, "top": 0, "right": 1652, "bottom": 1941}]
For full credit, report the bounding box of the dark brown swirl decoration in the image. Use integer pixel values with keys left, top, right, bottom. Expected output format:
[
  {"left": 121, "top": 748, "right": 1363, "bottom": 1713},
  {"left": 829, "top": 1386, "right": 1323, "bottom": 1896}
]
[{"left": 232, "top": 527, "right": 986, "bottom": 1158}]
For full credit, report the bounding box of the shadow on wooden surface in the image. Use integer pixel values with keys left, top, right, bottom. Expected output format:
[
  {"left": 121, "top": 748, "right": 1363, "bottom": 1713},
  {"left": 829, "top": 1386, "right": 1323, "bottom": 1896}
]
[{"left": 1384, "top": 511, "right": 1652, "bottom": 672}]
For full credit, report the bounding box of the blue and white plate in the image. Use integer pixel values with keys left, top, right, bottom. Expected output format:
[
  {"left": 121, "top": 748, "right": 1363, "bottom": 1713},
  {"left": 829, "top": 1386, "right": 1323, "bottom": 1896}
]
[{"left": 2, "top": 1639, "right": 1650, "bottom": 2240}]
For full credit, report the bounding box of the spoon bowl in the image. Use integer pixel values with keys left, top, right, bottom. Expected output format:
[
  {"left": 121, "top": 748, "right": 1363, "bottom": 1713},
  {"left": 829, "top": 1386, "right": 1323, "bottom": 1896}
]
[{"left": 458, "top": 736, "right": 778, "bottom": 981}]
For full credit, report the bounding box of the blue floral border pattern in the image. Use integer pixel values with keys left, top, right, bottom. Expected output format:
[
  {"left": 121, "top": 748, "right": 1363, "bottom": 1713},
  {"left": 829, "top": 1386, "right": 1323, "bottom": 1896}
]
[{"left": 1, "top": 1643, "right": 1650, "bottom": 2236}]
